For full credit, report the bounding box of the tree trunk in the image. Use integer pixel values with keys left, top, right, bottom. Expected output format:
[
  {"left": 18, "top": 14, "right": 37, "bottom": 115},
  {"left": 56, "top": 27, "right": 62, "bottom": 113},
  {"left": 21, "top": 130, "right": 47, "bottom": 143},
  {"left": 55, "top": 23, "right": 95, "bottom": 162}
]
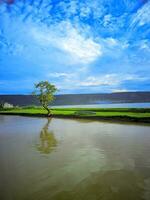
[
  {"left": 47, "top": 108, "right": 51, "bottom": 117},
  {"left": 43, "top": 105, "right": 51, "bottom": 117}
]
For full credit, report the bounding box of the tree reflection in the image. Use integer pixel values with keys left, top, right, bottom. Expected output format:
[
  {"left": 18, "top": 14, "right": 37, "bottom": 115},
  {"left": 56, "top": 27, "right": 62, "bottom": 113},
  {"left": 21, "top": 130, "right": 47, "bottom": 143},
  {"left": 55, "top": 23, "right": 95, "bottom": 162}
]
[{"left": 36, "top": 118, "right": 57, "bottom": 154}]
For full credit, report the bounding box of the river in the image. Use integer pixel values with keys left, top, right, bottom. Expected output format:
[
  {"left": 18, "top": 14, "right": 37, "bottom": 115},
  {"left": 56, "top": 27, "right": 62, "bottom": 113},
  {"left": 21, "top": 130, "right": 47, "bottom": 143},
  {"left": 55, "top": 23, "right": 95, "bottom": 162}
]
[
  {"left": 52, "top": 102, "right": 150, "bottom": 108},
  {"left": 0, "top": 115, "right": 150, "bottom": 200}
]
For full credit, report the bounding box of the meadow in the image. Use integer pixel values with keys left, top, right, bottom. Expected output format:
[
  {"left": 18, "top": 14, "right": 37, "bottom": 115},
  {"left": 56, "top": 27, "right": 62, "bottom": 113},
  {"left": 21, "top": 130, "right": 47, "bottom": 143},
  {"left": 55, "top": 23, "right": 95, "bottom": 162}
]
[{"left": 0, "top": 107, "right": 150, "bottom": 123}]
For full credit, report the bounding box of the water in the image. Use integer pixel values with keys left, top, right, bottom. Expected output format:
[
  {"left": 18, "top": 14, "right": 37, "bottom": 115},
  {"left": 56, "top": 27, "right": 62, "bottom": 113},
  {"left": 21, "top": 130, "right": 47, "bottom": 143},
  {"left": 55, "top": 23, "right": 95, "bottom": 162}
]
[
  {"left": 52, "top": 102, "right": 150, "bottom": 108},
  {"left": 0, "top": 115, "right": 150, "bottom": 200}
]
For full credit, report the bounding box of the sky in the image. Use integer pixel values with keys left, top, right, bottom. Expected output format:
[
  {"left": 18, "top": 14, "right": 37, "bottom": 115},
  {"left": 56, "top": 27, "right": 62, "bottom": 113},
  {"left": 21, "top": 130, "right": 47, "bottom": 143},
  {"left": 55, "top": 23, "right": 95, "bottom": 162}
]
[{"left": 0, "top": 0, "right": 150, "bottom": 94}]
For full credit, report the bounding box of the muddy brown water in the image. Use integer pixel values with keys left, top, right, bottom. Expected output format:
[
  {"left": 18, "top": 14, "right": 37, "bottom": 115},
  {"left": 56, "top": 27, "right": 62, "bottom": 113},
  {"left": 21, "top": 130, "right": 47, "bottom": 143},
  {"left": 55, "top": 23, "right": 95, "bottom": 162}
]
[{"left": 0, "top": 115, "right": 150, "bottom": 200}]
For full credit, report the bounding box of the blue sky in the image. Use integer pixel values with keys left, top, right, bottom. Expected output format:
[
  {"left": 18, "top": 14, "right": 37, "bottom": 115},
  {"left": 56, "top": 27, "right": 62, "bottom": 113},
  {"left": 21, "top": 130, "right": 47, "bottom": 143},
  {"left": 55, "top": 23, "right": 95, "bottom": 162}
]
[{"left": 0, "top": 0, "right": 150, "bottom": 94}]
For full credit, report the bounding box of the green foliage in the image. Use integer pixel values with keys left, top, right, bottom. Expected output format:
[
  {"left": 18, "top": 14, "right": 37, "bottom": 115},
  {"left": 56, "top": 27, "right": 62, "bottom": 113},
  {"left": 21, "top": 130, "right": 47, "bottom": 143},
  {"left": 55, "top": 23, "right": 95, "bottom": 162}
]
[{"left": 33, "top": 81, "right": 57, "bottom": 115}]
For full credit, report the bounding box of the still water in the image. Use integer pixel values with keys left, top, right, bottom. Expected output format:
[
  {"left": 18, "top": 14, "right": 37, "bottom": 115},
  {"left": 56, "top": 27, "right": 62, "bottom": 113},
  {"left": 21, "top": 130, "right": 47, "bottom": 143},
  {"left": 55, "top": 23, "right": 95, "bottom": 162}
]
[
  {"left": 53, "top": 102, "right": 150, "bottom": 108},
  {"left": 0, "top": 115, "right": 150, "bottom": 200}
]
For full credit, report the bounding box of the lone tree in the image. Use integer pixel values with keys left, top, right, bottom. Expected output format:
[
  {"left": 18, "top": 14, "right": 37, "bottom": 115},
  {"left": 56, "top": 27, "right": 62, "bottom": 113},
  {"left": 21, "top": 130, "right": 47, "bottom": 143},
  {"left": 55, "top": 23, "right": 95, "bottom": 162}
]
[{"left": 33, "top": 81, "right": 57, "bottom": 116}]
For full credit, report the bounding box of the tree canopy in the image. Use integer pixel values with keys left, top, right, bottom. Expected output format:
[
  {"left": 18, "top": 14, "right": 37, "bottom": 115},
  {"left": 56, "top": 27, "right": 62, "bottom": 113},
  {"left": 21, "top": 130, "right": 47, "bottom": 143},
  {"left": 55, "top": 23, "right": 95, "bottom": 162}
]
[{"left": 33, "top": 81, "right": 57, "bottom": 116}]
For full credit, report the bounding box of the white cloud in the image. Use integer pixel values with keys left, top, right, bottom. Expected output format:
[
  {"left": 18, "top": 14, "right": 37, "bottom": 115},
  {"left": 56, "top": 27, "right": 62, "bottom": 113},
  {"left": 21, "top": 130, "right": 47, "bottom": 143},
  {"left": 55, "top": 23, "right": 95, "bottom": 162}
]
[
  {"left": 80, "top": 3, "right": 91, "bottom": 18},
  {"left": 77, "top": 74, "right": 148, "bottom": 87},
  {"left": 31, "top": 22, "right": 102, "bottom": 64},
  {"left": 104, "top": 37, "right": 118, "bottom": 47},
  {"left": 78, "top": 74, "right": 120, "bottom": 87},
  {"left": 103, "top": 37, "right": 130, "bottom": 50},
  {"left": 46, "top": 72, "right": 149, "bottom": 92},
  {"left": 61, "top": 29, "right": 102, "bottom": 63},
  {"left": 131, "top": 1, "right": 150, "bottom": 27},
  {"left": 47, "top": 72, "right": 72, "bottom": 78},
  {"left": 139, "top": 40, "right": 150, "bottom": 51},
  {"left": 103, "top": 14, "right": 112, "bottom": 26},
  {"left": 31, "top": 23, "right": 129, "bottom": 63},
  {"left": 112, "top": 89, "right": 129, "bottom": 93},
  {"left": 94, "top": 37, "right": 129, "bottom": 59}
]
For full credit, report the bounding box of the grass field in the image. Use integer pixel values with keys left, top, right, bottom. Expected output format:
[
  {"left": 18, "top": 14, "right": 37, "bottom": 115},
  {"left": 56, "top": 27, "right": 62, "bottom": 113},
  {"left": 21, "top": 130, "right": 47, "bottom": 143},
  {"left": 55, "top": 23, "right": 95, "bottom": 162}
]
[{"left": 0, "top": 107, "right": 150, "bottom": 123}]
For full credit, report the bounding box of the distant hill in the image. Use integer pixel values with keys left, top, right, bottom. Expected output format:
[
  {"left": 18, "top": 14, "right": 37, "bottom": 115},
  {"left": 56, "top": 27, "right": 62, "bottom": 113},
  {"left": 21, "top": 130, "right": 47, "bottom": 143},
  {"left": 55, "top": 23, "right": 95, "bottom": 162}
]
[{"left": 0, "top": 92, "right": 150, "bottom": 106}]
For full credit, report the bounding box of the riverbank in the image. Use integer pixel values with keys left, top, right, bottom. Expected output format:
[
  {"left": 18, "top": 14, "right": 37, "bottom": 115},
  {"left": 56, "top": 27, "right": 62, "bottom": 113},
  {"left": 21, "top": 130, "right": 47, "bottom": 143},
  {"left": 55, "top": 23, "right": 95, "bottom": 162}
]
[{"left": 0, "top": 107, "right": 150, "bottom": 124}]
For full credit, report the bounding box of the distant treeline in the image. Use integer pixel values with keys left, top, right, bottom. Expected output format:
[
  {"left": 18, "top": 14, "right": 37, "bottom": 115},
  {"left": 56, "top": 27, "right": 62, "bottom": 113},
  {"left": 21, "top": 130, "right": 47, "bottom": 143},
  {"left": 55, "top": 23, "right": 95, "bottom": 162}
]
[{"left": 0, "top": 92, "right": 150, "bottom": 106}]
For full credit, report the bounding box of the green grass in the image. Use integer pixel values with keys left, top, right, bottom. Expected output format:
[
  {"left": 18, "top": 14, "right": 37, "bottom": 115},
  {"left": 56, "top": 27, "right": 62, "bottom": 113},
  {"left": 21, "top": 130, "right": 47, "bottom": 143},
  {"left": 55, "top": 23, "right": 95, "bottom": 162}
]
[{"left": 0, "top": 107, "right": 150, "bottom": 123}]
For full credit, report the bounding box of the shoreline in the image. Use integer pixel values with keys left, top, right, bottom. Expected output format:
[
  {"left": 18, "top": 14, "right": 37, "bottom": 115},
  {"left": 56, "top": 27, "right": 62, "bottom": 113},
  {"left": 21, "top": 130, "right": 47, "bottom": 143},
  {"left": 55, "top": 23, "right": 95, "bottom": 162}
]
[{"left": 0, "top": 111, "right": 150, "bottom": 125}]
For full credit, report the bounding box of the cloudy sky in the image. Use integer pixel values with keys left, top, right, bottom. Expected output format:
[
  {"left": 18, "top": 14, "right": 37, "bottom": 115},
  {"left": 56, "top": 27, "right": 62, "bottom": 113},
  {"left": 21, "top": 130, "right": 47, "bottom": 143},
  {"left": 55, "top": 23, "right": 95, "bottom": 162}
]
[{"left": 0, "top": 0, "right": 150, "bottom": 94}]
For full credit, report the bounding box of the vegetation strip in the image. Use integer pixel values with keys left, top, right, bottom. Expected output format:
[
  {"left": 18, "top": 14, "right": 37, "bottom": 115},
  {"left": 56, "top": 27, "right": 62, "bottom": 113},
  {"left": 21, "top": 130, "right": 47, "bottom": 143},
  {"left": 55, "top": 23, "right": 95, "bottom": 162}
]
[{"left": 0, "top": 107, "right": 150, "bottom": 124}]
